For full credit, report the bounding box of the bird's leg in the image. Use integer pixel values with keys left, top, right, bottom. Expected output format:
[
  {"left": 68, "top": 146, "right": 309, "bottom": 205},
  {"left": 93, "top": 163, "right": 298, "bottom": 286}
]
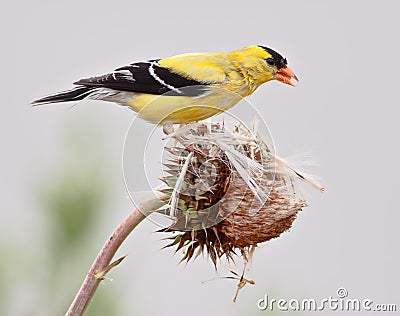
[
  {"left": 162, "top": 122, "right": 210, "bottom": 159},
  {"left": 162, "top": 122, "right": 194, "bottom": 152},
  {"left": 162, "top": 122, "right": 175, "bottom": 135}
]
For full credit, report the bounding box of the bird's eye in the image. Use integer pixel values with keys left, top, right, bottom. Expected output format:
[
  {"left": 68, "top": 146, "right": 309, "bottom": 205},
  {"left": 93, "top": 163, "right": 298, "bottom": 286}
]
[{"left": 266, "top": 58, "right": 275, "bottom": 66}]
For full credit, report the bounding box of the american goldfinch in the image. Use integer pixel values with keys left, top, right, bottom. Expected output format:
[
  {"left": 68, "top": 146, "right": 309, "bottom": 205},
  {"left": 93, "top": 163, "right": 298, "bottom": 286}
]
[{"left": 32, "top": 45, "right": 297, "bottom": 124}]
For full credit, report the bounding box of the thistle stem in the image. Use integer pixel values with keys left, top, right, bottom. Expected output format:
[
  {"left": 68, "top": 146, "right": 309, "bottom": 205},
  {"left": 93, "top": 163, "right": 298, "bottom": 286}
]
[{"left": 65, "top": 195, "right": 167, "bottom": 316}]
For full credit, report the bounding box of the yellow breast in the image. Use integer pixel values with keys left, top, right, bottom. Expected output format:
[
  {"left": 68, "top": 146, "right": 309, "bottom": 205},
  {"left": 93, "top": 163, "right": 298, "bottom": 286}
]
[{"left": 127, "top": 88, "right": 243, "bottom": 124}]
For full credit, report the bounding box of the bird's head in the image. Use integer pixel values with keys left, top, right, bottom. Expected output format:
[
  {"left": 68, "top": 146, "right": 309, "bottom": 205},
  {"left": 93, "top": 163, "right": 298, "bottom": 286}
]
[{"left": 232, "top": 46, "right": 298, "bottom": 87}]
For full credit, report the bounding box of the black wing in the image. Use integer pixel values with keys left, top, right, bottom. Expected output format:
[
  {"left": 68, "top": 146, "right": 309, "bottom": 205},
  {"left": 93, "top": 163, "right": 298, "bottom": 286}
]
[{"left": 74, "top": 60, "right": 207, "bottom": 96}]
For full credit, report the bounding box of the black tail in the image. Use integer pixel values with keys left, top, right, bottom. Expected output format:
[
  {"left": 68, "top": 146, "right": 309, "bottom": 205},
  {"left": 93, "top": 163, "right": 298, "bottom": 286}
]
[{"left": 31, "top": 86, "right": 95, "bottom": 105}]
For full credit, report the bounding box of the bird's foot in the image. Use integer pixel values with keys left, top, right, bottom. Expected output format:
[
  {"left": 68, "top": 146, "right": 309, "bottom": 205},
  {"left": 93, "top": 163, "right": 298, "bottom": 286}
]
[{"left": 162, "top": 122, "right": 175, "bottom": 135}]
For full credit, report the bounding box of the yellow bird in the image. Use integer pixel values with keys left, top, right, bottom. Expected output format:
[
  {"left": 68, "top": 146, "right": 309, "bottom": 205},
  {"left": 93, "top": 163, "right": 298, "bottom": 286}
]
[{"left": 32, "top": 45, "right": 298, "bottom": 124}]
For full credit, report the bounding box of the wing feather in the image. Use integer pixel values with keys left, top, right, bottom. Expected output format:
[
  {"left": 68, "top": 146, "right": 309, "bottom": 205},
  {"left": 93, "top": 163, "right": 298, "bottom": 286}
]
[{"left": 74, "top": 60, "right": 207, "bottom": 96}]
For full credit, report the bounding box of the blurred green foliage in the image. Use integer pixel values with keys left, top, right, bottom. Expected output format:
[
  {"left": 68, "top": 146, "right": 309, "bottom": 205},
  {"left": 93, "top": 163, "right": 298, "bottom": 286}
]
[
  {"left": 39, "top": 124, "right": 120, "bottom": 315},
  {"left": 41, "top": 159, "right": 107, "bottom": 265},
  {"left": 0, "top": 122, "right": 122, "bottom": 316}
]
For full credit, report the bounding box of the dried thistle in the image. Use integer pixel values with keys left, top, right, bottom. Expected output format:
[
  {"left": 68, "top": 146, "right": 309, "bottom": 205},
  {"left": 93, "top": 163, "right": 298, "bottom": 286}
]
[{"left": 158, "top": 120, "right": 322, "bottom": 270}]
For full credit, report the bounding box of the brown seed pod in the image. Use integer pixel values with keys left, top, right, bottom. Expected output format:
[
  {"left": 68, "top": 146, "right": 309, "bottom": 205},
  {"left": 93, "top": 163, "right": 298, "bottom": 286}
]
[{"left": 159, "top": 121, "right": 317, "bottom": 268}]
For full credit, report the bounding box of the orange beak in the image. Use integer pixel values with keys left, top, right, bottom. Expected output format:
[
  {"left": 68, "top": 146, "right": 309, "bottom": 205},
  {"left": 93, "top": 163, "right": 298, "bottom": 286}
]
[{"left": 275, "top": 66, "right": 299, "bottom": 87}]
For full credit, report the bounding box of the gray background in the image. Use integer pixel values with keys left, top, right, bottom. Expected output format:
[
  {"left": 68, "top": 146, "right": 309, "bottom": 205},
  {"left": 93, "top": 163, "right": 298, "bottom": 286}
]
[{"left": 2, "top": 0, "right": 399, "bottom": 315}]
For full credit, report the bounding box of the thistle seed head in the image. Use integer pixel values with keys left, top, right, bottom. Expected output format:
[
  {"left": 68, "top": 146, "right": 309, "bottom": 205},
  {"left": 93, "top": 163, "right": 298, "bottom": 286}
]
[{"left": 159, "top": 121, "right": 316, "bottom": 268}]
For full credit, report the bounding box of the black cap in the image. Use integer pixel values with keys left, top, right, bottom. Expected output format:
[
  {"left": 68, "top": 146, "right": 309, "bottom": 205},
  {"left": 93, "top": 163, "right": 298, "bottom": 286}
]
[{"left": 258, "top": 46, "right": 288, "bottom": 69}]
